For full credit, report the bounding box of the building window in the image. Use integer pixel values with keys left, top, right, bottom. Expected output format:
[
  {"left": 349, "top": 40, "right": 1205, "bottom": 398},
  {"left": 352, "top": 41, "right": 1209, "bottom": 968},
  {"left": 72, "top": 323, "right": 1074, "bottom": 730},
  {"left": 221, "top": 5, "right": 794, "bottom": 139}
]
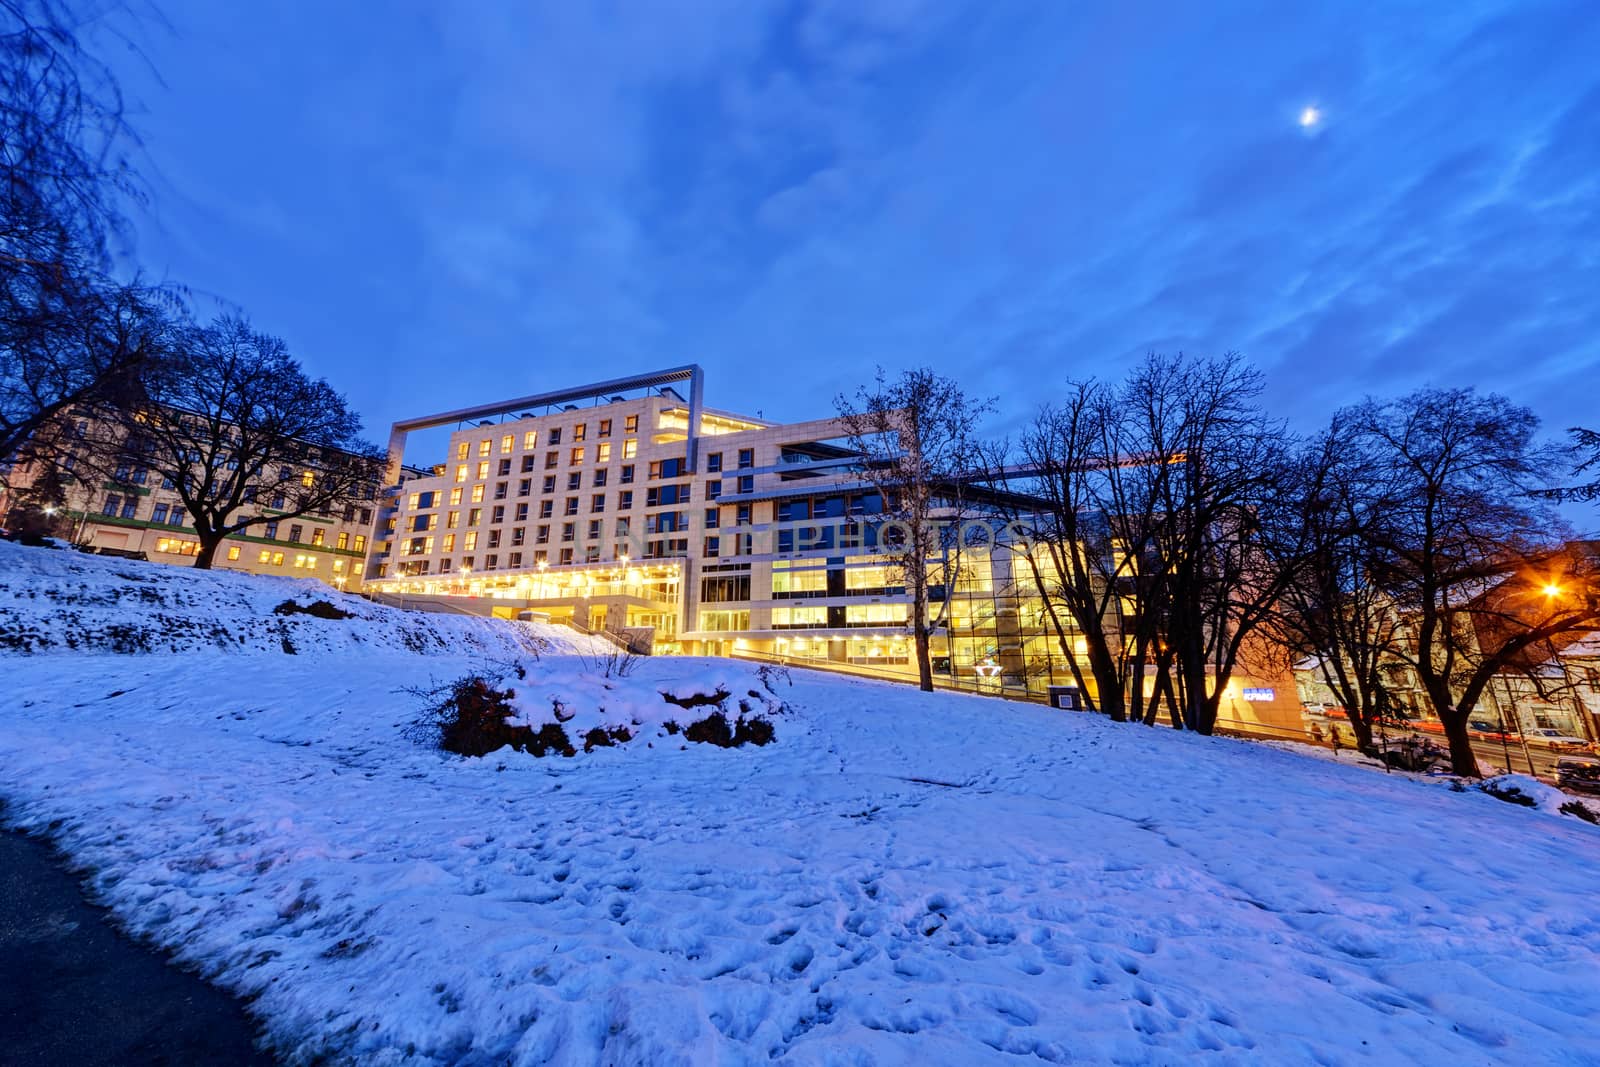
[
  {"left": 488, "top": 530, "right": 501, "bottom": 549},
  {"left": 536, "top": 525, "right": 549, "bottom": 544},
  {"left": 524, "top": 431, "right": 537, "bottom": 450},
  {"left": 624, "top": 414, "right": 638, "bottom": 433},
  {"left": 471, "top": 484, "right": 485, "bottom": 503},
  {"left": 559, "top": 547, "right": 574, "bottom": 565},
  {"left": 548, "top": 428, "right": 562, "bottom": 445},
  {"left": 152, "top": 503, "right": 169, "bottom": 523},
  {"left": 564, "top": 497, "right": 578, "bottom": 516},
  {"left": 620, "top": 464, "right": 635, "bottom": 484},
  {"left": 623, "top": 439, "right": 637, "bottom": 459},
  {"left": 337, "top": 531, "right": 349, "bottom": 550},
  {"left": 544, "top": 451, "right": 558, "bottom": 470},
  {"left": 561, "top": 522, "right": 575, "bottom": 542},
  {"left": 515, "top": 503, "right": 529, "bottom": 521},
  {"left": 518, "top": 478, "right": 531, "bottom": 497},
  {"left": 264, "top": 520, "right": 279, "bottom": 539},
  {"left": 485, "top": 554, "right": 498, "bottom": 570},
  {"left": 455, "top": 465, "right": 468, "bottom": 483},
  {"left": 737, "top": 475, "right": 754, "bottom": 494},
  {"left": 593, "top": 468, "right": 608, "bottom": 487},
  {"left": 649, "top": 458, "right": 686, "bottom": 480},
  {"left": 567, "top": 471, "right": 582, "bottom": 490},
  {"left": 447, "top": 510, "right": 460, "bottom": 528},
  {"left": 571, "top": 447, "right": 585, "bottom": 465},
  {"left": 498, "top": 459, "right": 512, "bottom": 477},
  {"left": 353, "top": 535, "right": 366, "bottom": 553},
  {"left": 539, "top": 501, "right": 553, "bottom": 518},
  {"left": 521, "top": 455, "right": 536, "bottom": 473},
  {"left": 476, "top": 461, "right": 490, "bottom": 479},
  {"left": 491, "top": 505, "right": 505, "bottom": 523},
  {"left": 705, "top": 507, "right": 720, "bottom": 529},
  {"left": 311, "top": 527, "right": 325, "bottom": 547},
  {"left": 464, "top": 531, "right": 478, "bottom": 551},
  {"left": 738, "top": 448, "right": 755, "bottom": 469},
  {"left": 118, "top": 497, "right": 137, "bottom": 518},
  {"left": 468, "top": 508, "right": 482, "bottom": 525},
  {"left": 289, "top": 524, "right": 304, "bottom": 543},
  {"left": 616, "top": 516, "right": 631, "bottom": 538},
  {"left": 707, "top": 452, "right": 723, "bottom": 472},
  {"left": 222, "top": 545, "right": 239, "bottom": 560},
  {"left": 619, "top": 490, "right": 633, "bottom": 509},
  {"left": 703, "top": 536, "right": 720, "bottom": 558},
  {"left": 450, "top": 487, "right": 463, "bottom": 506},
  {"left": 542, "top": 475, "right": 556, "bottom": 493},
  {"left": 573, "top": 423, "right": 587, "bottom": 442},
  {"left": 707, "top": 480, "right": 722, "bottom": 500},
  {"left": 591, "top": 493, "right": 606, "bottom": 512},
  {"left": 443, "top": 533, "right": 456, "bottom": 553},
  {"left": 597, "top": 442, "right": 611, "bottom": 463},
  {"left": 456, "top": 442, "right": 469, "bottom": 460},
  {"left": 511, "top": 527, "right": 525, "bottom": 546},
  {"left": 599, "top": 418, "right": 612, "bottom": 438},
  {"left": 501, "top": 434, "right": 513, "bottom": 454},
  {"left": 494, "top": 482, "right": 508, "bottom": 500},
  {"left": 587, "top": 519, "right": 602, "bottom": 541}
]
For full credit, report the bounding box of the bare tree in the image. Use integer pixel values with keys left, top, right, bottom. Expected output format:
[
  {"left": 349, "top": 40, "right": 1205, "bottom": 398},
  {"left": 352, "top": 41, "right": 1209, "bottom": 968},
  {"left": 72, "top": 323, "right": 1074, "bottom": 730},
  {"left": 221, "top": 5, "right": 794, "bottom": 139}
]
[
  {"left": 1130, "top": 353, "right": 1293, "bottom": 734},
  {"left": 1266, "top": 416, "right": 1410, "bottom": 755},
  {"left": 979, "top": 381, "right": 1152, "bottom": 722},
  {"left": 118, "top": 315, "right": 386, "bottom": 568},
  {"left": 1543, "top": 426, "right": 1600, "bottom": 506},
  {"left": 1353, "top": 389, "right": 1600, "bottom": 775},
  {"left": 2, "top": 1, "right": 172, "bottom": 477},
  {"left": 836, "top": 367, "right": 993, "bottom": 691}
]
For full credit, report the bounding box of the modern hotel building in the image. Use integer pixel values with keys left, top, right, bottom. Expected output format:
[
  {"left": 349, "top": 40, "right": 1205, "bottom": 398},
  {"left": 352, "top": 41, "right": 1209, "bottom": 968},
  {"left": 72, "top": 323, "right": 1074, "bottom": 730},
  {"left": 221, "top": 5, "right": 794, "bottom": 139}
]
[{"left": 363, "top": 366, "right": 1302, "bottom": 729}]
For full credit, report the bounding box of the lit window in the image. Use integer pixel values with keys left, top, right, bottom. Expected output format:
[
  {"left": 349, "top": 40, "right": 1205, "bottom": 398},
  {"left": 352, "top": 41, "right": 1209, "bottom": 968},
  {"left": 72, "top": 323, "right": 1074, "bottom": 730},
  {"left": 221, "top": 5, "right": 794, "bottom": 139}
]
[
  {"left": 336, "top": 531, "right": 349, "bottom": 550},
  {"left": 450, "top": 487, "right": 463, "bottom": 506},
  {"left": 476, "top": 461, "right": 490, "bottom": 479},
  {"left": 571, "top": 447, "right": 585, "bottom": 465},
  {"left": 455, "top": 465, "right": 468, "bottom": 483},
  {"left": 301, "top": 470, "right": 315, "bottom": 488},
  {"left": 443, "top": 533, "right": 455, "bottom": 552},
  {"left": 573, "top": 423, "right": 587, "bottom": 442},
  {"left": 258, "top": 549, "right": 272, "bottom": 563},
  {"left": 623, "top": 439, "right": 637, "bottom": 459},
  {"left": 478, "top": 440, "right": 491, "bottom": 457},
  {"left": 625, "top": 415, "right": 638, "bottom": 433},
  {"left": 501, "top": 434, "right": 513, "bottom": 454},
  {"left": 311, "top": 528, "right": 325, "bottom": 547},
  {"left": 464, "top": 531, "right": 478, "bottom": 551},
  {"left": 597, "top": 442, "right": 611, "bottom": 463},
  {"left": 523, "top": 431, "right": 536, "bottom": 450},
  {"left": 456, "top": 442, "right": 469, "bottom": 460},
  {"left": 226, "top": 546, "right": 241, "bottom": 561},
  {"left": 353, "top": 535, "right": 366, "bottom": 553},
  {"left": 599, "top": 419, "right": 612, "bottom": 438}
]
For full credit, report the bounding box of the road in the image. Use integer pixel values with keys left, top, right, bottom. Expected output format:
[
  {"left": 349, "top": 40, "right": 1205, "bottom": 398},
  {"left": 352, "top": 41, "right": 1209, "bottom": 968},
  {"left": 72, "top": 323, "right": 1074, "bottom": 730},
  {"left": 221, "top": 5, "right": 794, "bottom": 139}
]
[{"left": 0, "top": 828, "right": 274, "bottom": 1065}]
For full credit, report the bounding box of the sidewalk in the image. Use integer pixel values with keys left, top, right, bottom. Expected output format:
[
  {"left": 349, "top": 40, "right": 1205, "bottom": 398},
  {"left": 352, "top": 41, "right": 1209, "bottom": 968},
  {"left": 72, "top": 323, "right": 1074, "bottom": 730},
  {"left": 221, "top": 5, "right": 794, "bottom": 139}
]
[{"left": 0, "top": 829, "right": 273, "bottom": 1065}]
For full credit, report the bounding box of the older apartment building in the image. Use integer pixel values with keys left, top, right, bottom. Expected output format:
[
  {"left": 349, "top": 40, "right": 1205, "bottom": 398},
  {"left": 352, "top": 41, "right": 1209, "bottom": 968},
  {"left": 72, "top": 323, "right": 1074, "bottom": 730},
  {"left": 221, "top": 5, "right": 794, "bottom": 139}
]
[
  {"left": 0, "top": 411, "right": 382, "bottom": 591},
  {"left": 363, "top": 366, "right": 1304, "bottom": 730}
]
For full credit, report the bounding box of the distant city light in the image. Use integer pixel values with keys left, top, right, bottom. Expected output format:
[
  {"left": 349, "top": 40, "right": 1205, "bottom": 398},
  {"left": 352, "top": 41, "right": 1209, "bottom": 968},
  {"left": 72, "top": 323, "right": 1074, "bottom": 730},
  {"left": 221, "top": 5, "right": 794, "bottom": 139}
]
[{"left": 1299, "top": 105, "right": 1322, "bottom": 129}]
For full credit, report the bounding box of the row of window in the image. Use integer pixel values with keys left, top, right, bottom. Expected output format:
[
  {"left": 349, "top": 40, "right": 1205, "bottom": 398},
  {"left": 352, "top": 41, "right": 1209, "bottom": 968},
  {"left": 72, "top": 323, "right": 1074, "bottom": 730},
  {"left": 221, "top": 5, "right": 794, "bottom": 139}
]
[
  {"left": 406, "top": 474, "right": 753, "bottom": 521},
  {"left": 455, "top": 415, "right": 641, "bottom": 462}
]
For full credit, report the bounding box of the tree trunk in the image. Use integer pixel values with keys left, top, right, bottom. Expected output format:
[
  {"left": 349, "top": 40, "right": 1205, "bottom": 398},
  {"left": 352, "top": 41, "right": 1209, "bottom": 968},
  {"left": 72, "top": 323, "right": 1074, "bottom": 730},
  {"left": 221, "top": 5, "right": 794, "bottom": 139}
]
[
  {"left": 912, "top": 582, "right": 934, "bottom": 692},
  {"left": 1086, "top": 636, "right": 1126, "bottom": 721},
  {"left": 192, "top": 532, "right": 225, "bottom": 569},
  {"left": 1439, "top": 711, "right": 1478, "bottom": 777}
]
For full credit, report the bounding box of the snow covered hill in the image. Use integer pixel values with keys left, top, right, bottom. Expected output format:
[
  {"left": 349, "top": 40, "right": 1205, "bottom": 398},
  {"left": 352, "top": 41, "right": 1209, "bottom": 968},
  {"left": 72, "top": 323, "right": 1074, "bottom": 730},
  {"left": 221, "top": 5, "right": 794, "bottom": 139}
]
[
  {"left": 2, "top": 542, "right": 1599, "bottom": 1065},
  {"left": 0, "top": 540, "right": 601, "bottom": 658}
]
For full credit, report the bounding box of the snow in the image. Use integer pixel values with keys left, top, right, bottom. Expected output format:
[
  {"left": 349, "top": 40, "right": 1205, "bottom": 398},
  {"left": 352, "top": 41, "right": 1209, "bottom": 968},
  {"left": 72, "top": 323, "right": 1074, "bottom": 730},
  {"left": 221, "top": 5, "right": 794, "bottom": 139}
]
[{"left": 3, "top": 542, "right": 1600, "bottom": 1065}]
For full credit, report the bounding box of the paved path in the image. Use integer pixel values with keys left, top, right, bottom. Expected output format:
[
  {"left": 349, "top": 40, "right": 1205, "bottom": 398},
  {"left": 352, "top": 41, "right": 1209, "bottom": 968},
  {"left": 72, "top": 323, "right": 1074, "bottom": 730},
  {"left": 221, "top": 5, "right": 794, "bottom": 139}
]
[{"left": 0, "top": 829, "right": 273, "bottom": 1065}]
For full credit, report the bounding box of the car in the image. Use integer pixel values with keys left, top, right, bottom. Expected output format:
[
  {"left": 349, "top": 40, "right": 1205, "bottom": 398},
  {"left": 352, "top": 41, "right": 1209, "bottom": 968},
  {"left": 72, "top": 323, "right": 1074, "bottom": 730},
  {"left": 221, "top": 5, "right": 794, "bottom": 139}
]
[
  {"left": 1554, "top": 757, "right": 1600, "bottom": 796},
  {"left": 1467, "top": 720, "right": 1511, "bottom": 742},
  {"left": 1526, "top": 728, "right": 1593, "bottom": 753}
]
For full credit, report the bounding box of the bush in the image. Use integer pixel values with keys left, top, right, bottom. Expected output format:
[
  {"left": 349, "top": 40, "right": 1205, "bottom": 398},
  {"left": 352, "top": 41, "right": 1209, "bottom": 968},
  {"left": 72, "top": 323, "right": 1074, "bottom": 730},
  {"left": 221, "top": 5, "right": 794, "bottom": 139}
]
[
  {"left": 405, "top": 672, "right": 573, "bottom": 758},
  {"left": 272, "top": 598, "right": 352, "bottom": 620},
  {"left": 683, "top": 711, "right": 775, "bottom": 748}
]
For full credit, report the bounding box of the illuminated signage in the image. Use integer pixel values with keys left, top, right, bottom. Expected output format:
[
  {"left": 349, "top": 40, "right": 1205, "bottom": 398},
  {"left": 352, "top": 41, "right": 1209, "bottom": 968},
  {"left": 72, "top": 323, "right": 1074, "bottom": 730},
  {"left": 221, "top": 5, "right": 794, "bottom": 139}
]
[{"left": 1242, "top": 687, "right": 1275, "bottom": 702}]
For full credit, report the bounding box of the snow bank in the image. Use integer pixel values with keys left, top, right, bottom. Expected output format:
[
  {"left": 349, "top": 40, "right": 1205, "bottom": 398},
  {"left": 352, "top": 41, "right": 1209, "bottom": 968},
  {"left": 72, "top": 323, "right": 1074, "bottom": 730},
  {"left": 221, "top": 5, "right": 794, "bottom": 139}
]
[
  {"left": 0, "top": 539, "right": 602, "bottom": 658},
  {"left": 3, "top": 554, "right": 1600, "bottom": 1065},
  {"left": 1480, "top": 774, "right": 1600, "bottom": 823}
]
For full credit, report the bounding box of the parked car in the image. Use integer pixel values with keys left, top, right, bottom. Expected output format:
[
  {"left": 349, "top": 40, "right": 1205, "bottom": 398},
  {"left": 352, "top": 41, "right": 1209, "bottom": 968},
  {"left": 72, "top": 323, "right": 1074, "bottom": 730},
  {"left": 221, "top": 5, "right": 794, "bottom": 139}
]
[
  {"left": 1467, "top": 720, "right": 1511, "bottom": 743},
  {"left": 1554, "top": 757, "right": 1600, "bottom": 796},
  {"left": 1526, "top": 728, "right": 1593, "bottom": 753}
]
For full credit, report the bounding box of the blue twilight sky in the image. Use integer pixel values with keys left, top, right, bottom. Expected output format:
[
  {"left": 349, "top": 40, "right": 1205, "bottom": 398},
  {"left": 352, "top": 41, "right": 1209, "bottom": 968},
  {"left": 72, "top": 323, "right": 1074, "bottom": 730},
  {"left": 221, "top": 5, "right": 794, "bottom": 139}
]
[{"left": 98, "top": 0, "right": 1598, "bottom": 457}]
